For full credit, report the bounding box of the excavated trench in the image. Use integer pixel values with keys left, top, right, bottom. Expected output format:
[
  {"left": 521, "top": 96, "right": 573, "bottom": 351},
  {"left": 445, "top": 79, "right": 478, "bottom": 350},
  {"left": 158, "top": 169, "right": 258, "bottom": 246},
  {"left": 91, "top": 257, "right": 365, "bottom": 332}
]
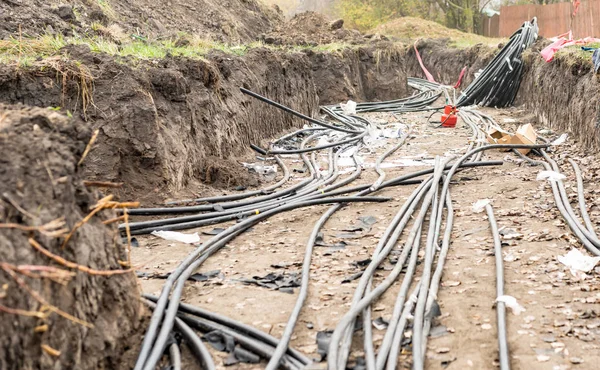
[
  {"left": 0, "top": 43, "right": 407, "bottom": 204},
  {"left": 408, "top": 39, "right": 600, "bottom": 149},
  {"left": 1, "top": 33, "right": 600, "bottom": 369}
]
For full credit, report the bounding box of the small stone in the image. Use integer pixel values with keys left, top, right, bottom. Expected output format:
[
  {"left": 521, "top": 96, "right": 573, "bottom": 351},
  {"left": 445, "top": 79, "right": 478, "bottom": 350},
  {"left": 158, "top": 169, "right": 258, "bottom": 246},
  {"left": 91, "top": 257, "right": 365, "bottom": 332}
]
[
  {"left": 330, "top": 19, "right": 344, "bottom": 30},
  {"left": 481, "top": 324, "right": 492, "bottom": 330},
  {"left": 57, "top": 5, "right": 75, "bottom": 21},
  {"left": 542, "top": 335, "right": 556, "bottom": 343},
  {"left": 569, "top": 357, "right": 584, "bottom": 364},
  {"left": 537, "top": 355, "right": 550, "bottom": 362}
]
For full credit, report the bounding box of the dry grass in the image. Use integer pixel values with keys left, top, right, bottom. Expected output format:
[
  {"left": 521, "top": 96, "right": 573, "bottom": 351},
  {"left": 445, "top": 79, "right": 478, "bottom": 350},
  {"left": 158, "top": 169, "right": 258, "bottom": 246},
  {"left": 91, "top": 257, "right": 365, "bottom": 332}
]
[{"left": 371, "top": 17, "right": 505, "bottom": 48}]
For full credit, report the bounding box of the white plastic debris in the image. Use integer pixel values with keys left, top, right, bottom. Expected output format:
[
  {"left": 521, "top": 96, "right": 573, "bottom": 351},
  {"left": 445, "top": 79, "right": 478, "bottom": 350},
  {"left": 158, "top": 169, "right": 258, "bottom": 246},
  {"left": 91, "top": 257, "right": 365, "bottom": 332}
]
[
  {"left": 472, "top": 199, "right": 491, "bottom": 213},
  {"left": 242, "top": 162, "right": 277, "bottom": 176},
  {"left": 558, "top": 249, "right": 600, "bottom": 273},
  {"left": 151, "top": 230, "right": 200, "bottom": 244},
  {"left": 551, "top": 134, "right": 568, "bottom": 145},
  {"left": 536, "top": 170, "right": 566, "bottom": 182},
  {"left": 340, "top": 100, "right": 357, "bottom": 115},
  {"left": 496, "top": 295, "right": 526, "bottom": 315}
]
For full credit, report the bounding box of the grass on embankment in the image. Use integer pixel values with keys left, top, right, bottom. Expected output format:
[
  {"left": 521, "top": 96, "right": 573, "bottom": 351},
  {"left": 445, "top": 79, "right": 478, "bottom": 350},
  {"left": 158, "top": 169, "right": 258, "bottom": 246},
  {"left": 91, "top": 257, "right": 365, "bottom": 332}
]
[
  {"left": 370, "top": 17, "right": 505, "bottom": 48},
  {"left": 0, "top": 29, "right": 364, "bottom": 68}
]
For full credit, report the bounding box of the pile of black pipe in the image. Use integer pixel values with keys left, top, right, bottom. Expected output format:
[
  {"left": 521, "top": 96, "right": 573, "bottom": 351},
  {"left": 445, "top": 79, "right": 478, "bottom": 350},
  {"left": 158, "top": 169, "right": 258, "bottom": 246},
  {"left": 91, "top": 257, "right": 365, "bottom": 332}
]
[{"left": 456, "top": 17, "right": 538, "bottom": 108}]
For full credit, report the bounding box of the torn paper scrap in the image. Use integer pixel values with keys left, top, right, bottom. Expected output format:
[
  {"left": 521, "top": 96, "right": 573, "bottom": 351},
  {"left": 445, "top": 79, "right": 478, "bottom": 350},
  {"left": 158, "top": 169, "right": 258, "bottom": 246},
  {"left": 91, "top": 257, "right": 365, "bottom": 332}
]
[
  {"left": 558, "top": 249, "right": 600, "bottom": 273},
  {"left": 472, "top": 199, "right": 491, "bottom": 213},
  {"left": 340, "top": 100, "right": 357, "bottom": 115},
  {"left": 151, "top": 230, "right": 200, "bottom": 244},
  {"left": 536, "top": 171, "right": 566, "bottom": 182},
  {"left": 496, "top": 295, "right": 526, "bottom": 315},
  {"left": 551, "top": 134, "right": 568, "bottom": 146}
]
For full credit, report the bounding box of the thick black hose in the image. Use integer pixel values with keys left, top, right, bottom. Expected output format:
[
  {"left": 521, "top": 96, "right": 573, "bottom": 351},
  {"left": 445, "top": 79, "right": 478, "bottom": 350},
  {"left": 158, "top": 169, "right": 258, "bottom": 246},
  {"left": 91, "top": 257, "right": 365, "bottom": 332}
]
[
  {"left": 168, "top": 344, "right": 181, "bottom": 370},
  {"left": 240, "top": 87, "right": 362, "bottom": 134},
  {"left": 486, "top": 204, "right": 510, "bottom": 370},
  {"left": 135, "top": 196, "right": 390, "bottom": 370},
  {"left": 568, "top": 158, "right": 597, "bottom": 237},
  {"left": 142, "top": 294, "right": 310, "bottom": 366},
  {"left": 143, "top": 300, "right": 216, "bottom": 370},
  {"left": 166, "top": 156, "right": 291, "bottom": 206}
]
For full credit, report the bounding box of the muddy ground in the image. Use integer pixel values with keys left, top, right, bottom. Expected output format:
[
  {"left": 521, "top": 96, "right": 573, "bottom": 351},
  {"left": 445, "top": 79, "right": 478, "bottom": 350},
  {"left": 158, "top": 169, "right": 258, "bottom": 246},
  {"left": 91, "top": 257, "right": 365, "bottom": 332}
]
[
  {"left": 0, "top": 104, "right": 143, "bottom": 370},
  {"left": 132, "top": 105, "right": 600, "bottom": 370}
]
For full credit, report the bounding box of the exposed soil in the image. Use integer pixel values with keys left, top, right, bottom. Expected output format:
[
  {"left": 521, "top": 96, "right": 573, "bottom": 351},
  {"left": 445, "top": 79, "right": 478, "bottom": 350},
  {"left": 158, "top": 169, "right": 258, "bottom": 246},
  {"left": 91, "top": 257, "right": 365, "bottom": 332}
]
[
  {"left": 260, "top": 11, "right": 366, "bottom": 46},
  {"left": 2, "top": 1, "right": 600, "bottom": 369},
  {"left": 518, "top": 44, "right": 600, "bottom": 150},
  {"left": 0, "top": 41, "right": 408, "bottom": 204},
  {"left": 0, "top": 0, "right": 282, "bottom": 42},
  {"left": 407, "top": 39, "right": 499, "bottom": 88},
  {"left": 0, "top": 104, "right": 144, "bottom": 370}
]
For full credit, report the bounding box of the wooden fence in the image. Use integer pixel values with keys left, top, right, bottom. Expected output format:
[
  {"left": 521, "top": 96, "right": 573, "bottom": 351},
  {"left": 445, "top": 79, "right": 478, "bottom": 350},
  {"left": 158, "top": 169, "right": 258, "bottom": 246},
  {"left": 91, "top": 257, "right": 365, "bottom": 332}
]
[{"left": 481, "top": 0, "right": 600, "bottom": 38}]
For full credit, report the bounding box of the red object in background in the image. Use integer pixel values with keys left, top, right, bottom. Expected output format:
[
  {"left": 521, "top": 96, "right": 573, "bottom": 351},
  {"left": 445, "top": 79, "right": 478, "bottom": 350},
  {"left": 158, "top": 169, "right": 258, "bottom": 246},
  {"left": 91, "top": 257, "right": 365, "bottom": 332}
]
[
  {"left": 414, "top": 42, "right": 436, "bottom": 83},
  {"left": 444, "top": 105, "right": 458, "bottom": 115},
  {"left": 454, "top": 66, "right": 467, "bottom": 88},
  {"left": 442, "top": 106, "right": 458, "bottom": 127},
  {"left": 441, "top": 114, "right": 457, "bottom": 128},
  {"left": 573, "top": 0, "right": 581, "bottom": 16}
]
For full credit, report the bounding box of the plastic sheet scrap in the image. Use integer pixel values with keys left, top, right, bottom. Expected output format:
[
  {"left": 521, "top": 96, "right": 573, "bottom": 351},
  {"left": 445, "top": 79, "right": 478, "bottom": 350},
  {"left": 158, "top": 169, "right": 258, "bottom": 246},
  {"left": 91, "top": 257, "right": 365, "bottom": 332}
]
[
  {"left": 558, "top": 248, "right": 600, "bottom": 276},
  {"left": 496, "top": 295, "right": 526, "bottom": 315},
  {"left": 238, "top": 272, "right": 301, "bottom": 294},
  {"left": 203, "top": 330, "right": 261, "bottom": 366},
  {"left": 540, "top": 31, "right": 600, "bottom": 62},
  {"left": 340, "top": 100, "right": 357, "bottom": 115},
  {"left": 151, "top": 230, "right": 200, "bottom": 244},
  {"left": 536, "top": 170, "right": 566, "bottom": 182},
  {"left": 472, "top": 199, "right": 492, "bottom": 213}
]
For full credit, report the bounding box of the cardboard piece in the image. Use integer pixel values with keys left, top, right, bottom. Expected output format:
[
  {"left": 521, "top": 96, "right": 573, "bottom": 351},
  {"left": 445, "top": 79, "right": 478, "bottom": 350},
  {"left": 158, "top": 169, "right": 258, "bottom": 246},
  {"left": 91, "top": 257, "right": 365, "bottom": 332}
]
[
  {"left": 511, "top": 124, "right": 537, "bottom": 155},
  {"left": 486, "top": 124, "right": 537, "bottom": 155}
]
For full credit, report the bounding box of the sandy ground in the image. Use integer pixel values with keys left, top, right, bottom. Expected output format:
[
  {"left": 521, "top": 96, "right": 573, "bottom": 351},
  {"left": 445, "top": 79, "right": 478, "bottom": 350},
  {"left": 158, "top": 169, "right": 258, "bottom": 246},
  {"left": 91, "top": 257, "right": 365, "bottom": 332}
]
[{"left": 131, "top": 107, "right": 600, "bottom": 370}]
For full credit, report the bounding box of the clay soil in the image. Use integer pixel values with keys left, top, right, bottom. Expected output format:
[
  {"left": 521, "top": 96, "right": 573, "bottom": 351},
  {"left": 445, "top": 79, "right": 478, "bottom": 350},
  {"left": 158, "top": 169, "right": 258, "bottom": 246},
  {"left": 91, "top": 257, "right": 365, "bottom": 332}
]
[{"left": 132, "top": 105, "right": 600, "bottom": 370}]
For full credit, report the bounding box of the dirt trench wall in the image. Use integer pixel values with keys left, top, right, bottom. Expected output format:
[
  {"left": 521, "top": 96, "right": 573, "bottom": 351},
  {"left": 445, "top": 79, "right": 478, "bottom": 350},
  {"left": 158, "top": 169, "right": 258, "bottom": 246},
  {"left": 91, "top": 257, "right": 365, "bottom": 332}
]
[
  {"left": 517, "top": 51, "right": 600, "bottom": 149},
  {"left": 406, "top": 40, "right": 498, "bottom": 87},
  {"left": 0, "top": 105, "right": 143, "bottom": 370},
  {"left": 0, "top": 44, "right": 407, "bottom": 200},
  {"left": 308, "top": 44, "right": 408, "bottom": 105}
]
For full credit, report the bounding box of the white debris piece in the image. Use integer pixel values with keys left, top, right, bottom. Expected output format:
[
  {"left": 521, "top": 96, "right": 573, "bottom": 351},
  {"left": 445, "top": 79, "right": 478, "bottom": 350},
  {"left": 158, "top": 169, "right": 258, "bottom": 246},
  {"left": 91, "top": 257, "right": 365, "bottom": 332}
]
[
  {"left": 536, "top": 170, "right": 566, "bottom": 182},
  {"left": 472, "top": 199, "right": 491, "bottom": 213},
  {"left": 496, "top": 295, "right": 526, "bottom": 315},
  {"left": 340, "top": 100, "right": 357, "bottom": 115},
  {"left": 551, "top": 134, "right": 568, "bottom": 145},
  {"left": 151, "top": 230, "right": 200, "bottom": 244},
  {"left": 558, "top": 249, "right": 600, "bottom": 274},
  {"left": 242, "top": 162, "right": 277, "bottom": 176}
]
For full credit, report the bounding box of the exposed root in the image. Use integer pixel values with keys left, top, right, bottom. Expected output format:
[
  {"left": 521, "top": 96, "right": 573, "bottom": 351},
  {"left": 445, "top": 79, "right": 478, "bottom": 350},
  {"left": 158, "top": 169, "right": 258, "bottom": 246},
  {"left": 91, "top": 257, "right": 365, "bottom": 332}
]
[
  {"left": 82, "top": 181, "right": 124, "bottom": 188},
  {"left": 0, "top": 217, "right": 68, "bottom": 237},
  {"left": 41, "top": 344, "right": 61, "bottom": 357},
  {"left": 3, "top": 263, "right": 76, "bottom": 285},
  {"left": 29, "top": 238, "right": 134, "bottom": 276},
  {"left": 0, "top": 265, "right": 93, "bottom": 328},
  {"left": 102, "top": 215, "right": 126, "bottom": 225},
  {"left": 2, "top": 192, "right": 36, "bottom": 219},
  {"left": 78, "top": 129, "right": 99, "bottom": 166},
  {"left": 0, "top": 302, "right": 47, "bottom": 319}
]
